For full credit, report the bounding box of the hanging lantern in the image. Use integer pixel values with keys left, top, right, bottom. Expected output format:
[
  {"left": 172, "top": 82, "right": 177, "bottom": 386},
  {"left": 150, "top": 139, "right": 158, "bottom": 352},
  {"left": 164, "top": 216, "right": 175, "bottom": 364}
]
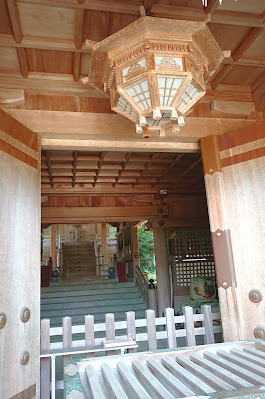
[{"left": 87, "top": 14, "right": 224, "bottom": 137}]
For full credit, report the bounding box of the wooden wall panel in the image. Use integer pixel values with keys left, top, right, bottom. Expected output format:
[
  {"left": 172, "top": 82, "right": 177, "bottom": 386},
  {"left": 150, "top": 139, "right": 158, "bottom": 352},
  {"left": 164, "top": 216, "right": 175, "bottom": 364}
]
[{"left": 0, "top": 46, "right": 20, "bottom": 73}]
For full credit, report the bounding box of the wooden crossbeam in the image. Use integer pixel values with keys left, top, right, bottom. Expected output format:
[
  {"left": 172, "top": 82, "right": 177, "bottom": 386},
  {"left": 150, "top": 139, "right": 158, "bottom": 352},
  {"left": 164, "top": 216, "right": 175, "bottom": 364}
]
[
  {"left": 113, "top": 152, "right": 132, "bottom": 187},
  {"left": 152, "top": 154, "right": 184, "bottom": 187},
  {"left": 72, "top": 151, "right": 78, "bottom": 187},
  {"left": 132, "top": 153, "right": 159, "bottom": 187},
  {"left": 45, "top": 151, "right": 54, "bottom": 188},
  {"left": 232, "top": 27, "right": 263, "bottom": 62},
  {"left": 170, "top": 157, "right": 202, "bottom": 187},
  {"left": 93, "top": 152, "right": 106, "bottom": 187}
]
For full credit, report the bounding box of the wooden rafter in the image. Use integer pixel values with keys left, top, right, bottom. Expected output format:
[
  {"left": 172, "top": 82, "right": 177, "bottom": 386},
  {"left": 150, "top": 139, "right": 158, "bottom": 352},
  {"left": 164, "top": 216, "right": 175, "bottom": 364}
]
[
  {"left": 170, "top": 157, "right": 202, "bottom": 188},
  {"left": 72, "top": 151, "right": 78, "bottom": 187},
  {"left": 73, "top": 52, "right": 81, "bottom": 82},
  {"left": 113, "top": 152, "right": 132, "bottom": 187},
  {"left": 211, "top": 27, "right": 263, "bottom": 89},
  {"left": 205, "top": 0, "right": 219, "bottom": 15},
  {"left": 45, "top": 151, "right": 54, "bottom": 188},
  {"left": 132, "top": 153, "right": 159, "bottom": 187},
  {"left": 93, "top": 152, "right": 106, "bottom": 187},
  {"left": 74, "top": 8, "right": 85, "bottom": 49},
  {"left": 6, "top": 0, "right": 23, "bottom": 43},
  {"left": 252, "top": 70, "right": 265, "bottom": 111},
  {"left": 152, "top": 154, "right": 184, "bottom": 187},
  {"left": 6, "top": 0, "right": 29, "bottom": 78}
]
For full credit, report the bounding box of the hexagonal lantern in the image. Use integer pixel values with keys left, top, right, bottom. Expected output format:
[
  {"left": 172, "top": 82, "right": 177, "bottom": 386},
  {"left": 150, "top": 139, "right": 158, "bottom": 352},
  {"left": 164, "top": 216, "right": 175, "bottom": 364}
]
[{"left": 88, "top": 15, "right": 224, "bottom": 138}]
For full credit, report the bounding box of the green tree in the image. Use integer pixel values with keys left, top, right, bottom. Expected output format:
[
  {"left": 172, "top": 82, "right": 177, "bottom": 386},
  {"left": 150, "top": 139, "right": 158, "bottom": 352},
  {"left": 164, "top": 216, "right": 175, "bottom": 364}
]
[{"left": 137, "top": 226, "right": 156, "bottom": 278}]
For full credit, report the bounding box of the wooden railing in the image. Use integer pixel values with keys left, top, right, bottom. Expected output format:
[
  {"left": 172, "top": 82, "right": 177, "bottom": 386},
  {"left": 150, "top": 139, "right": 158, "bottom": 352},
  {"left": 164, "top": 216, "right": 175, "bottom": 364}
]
[
  {"left": 135, "top": 265, "right": 149, "bottom": 304},
  {"left": 40, "top": 305, "right": 222, "bottom": 398}
]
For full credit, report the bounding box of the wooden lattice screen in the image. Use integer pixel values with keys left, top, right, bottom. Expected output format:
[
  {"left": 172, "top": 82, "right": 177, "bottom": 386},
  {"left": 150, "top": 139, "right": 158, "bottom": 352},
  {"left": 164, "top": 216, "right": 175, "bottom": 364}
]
[{"left": 169, "top": 232, "right": 215, "bottom": 289}]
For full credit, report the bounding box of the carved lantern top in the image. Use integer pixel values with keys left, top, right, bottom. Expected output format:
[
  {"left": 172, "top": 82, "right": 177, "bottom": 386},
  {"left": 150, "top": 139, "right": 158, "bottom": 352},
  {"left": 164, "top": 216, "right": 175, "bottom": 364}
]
[{"left": 88, "top": 15, "right": 224, "bottom": 137}]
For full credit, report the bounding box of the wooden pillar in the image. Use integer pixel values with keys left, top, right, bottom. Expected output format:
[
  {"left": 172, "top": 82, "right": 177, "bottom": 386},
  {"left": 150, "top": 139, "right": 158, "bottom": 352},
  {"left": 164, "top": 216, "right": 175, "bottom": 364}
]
[
  {"left": 131, "top": 226, "right": 140, "bottom": 278},
  {"left": 153, "top": 228, "right": 171, "bottom": 316},
  {"left": 101, "top": 223, "right": 108, "bottom": 264},
  {"left": 201, "top": 135, "right": 244, "bottom": 342},
  {"left": 50, "top": 224, "right": 57, "bottom": 268}
]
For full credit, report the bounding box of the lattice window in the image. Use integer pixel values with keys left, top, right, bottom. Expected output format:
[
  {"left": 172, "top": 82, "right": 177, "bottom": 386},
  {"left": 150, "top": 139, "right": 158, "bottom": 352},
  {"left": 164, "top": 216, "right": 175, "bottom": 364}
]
[
  {"left": 169, "top": 234, "right": 215, "bottom": 287},
  {"left": 125, "top": 80, "right": 151, "bottom": 110},
  {"left": 157, "top": 76, "right": 183, "bottom": 106}
]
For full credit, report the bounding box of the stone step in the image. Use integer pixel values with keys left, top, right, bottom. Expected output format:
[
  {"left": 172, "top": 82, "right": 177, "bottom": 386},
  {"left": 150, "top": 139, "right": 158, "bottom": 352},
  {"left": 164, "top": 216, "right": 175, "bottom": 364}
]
[
  {"left": 41, "top": 291, "right": 142, "bottom": 305},
  {"left": 41, "top": 281, "right": 136, "bottom": 293},
  {"left": 41, "top": 296, "right": 145, "bottom": 311},
  {"left": 41, "top": 286, "right": 139, "bottom": 299},
  {"left": 41, "top": 302, "right": 147, "bottom": 318}
]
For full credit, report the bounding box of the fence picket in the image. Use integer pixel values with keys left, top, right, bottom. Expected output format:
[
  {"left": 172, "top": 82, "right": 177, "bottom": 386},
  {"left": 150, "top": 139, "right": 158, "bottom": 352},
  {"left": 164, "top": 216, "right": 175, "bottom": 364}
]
[
  {"left": 63, "top": 316, "right": 72, "bottom": 360},
  {"left": 146, "top": 309, "right": 157, "bottom": 351},
  {"left": 40, "top": 319, "right": 50, "bottom": 399},
  {"left": 105, "top": 313, "right": 116, "bottom": 355},
  {"left": 126, "top": 311, "right": 137, "bottom": 353},
  {"left": 165, "top": 307, "right": 177, "bottom": 349},
  {"left": 184, "top": 306, "right": 196, "bottom": 347},
  {"left": 85, "top": 315, "right": 95, "bottom": 358},
  {"left": 202, "top": 305, "right": 215, "bottom": 344}
]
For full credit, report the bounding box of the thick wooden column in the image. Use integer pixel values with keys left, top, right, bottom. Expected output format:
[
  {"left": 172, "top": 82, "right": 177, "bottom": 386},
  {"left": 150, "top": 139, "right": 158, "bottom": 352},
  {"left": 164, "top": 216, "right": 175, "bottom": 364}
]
[
  {"left": 50, "top": 224, "right": 57, "bottom": 268},
  {"left": 201, "top": 135, "right": 244, "bottom": 341},
  {"left": 131, "top": 226, "right": 140, "bottom": 278},
  {"left": 153, "top": 228, "right": 171, "bottom": 316},
  {"left": 101, "top": 223, "right": 108, "bottom": 264}
]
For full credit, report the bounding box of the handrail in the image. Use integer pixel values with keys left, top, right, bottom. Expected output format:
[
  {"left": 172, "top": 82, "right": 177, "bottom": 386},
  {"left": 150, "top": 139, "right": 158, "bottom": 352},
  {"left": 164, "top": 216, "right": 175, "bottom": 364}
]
[{"left": 135, "top": 266, "right": 149, "bottom": 304}]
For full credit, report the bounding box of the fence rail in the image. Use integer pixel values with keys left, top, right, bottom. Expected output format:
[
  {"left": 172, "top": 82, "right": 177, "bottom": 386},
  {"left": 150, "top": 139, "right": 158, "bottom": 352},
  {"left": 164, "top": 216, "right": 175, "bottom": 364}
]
[{"left": 40, "top": 305, "right": 222, "bottom": 398}]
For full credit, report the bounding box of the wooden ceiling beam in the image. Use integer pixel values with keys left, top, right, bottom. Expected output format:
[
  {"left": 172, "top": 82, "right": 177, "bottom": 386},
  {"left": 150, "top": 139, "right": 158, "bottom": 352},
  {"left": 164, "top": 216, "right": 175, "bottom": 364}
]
[
  {"left": 132, "top": 152, "right": 159, "bottom": 187},
  {"left": 0, "top": 34, "right": 94, "bottom": 52},
  {"left": 252, "top": 71, "right": 265, "bottom": 111},
  {"left": 152, "top": 154, "right": 184, "bottom": 187},
  {"left": 113, "top": 152, "right": 132, "bottom": 187},
  {"left": 73, "top": 52, "right": 81, "bottom": 81},
  {"left": 6, "top": 0, "right": 23, "bottom": 43}
]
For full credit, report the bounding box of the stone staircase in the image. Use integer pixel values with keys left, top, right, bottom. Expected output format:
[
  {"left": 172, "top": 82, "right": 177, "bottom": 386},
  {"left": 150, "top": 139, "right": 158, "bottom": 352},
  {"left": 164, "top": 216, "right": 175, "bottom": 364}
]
[
  {"left": 61, "top": 241, "right": 97, "bottom": 279},
  {"left": 41, "top": 279, "right": 148, "bottom": 327}
]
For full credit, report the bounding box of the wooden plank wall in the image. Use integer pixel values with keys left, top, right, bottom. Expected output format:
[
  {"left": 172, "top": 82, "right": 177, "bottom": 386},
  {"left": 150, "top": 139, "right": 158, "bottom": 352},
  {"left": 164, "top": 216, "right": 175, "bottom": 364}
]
[{"left": 201, "top": 120, "right": 265, "bottom": 341}]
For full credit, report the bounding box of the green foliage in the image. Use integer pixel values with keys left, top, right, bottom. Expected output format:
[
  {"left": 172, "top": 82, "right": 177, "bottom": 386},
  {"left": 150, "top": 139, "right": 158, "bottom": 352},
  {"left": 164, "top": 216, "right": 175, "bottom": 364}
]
[{"left": 137, "top": 226, "right": 156, "bottom": 278}]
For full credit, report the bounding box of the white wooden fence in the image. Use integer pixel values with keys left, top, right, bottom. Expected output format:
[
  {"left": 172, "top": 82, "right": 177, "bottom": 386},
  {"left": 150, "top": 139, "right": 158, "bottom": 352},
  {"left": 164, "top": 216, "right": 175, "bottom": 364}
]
[{"left": 40, "top": 305, "right": 222, "bottom": 398}]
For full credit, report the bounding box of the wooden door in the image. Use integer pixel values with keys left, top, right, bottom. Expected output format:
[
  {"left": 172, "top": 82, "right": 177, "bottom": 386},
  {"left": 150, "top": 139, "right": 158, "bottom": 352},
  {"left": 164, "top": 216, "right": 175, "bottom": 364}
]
[{"left": 0, "top": 110, "right": 40, "bottom": 399}]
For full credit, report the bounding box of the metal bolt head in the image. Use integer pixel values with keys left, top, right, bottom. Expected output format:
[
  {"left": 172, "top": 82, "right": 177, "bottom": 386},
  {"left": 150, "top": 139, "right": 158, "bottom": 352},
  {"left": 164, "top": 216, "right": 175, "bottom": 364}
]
[
  {"left": 0, "top": 313, "right": 6, "bottom": 329},
  {"left": 20, "top": 307, "right": 30, "bottom": 323},
  {"left": 254, "top": 326, "right": 265, "bottom": 340},
  {"left": 249, "top": 289, "right": 263, "bottom": 303},
  {"left": 20, "top": 350, "right": 30, "bottom": 365}
]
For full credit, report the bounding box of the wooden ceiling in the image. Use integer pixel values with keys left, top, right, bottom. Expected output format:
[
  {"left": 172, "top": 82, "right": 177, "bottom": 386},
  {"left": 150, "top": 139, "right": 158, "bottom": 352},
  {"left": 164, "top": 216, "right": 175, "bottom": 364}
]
[
  {"left": 0, "top": 0, "right": 264, "bottom": 105},
  {"left": 41, "top": 150, "right": 204, "bottom": 194}
]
